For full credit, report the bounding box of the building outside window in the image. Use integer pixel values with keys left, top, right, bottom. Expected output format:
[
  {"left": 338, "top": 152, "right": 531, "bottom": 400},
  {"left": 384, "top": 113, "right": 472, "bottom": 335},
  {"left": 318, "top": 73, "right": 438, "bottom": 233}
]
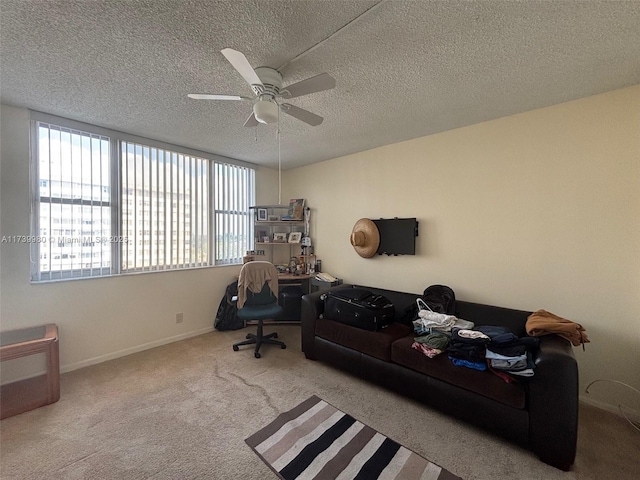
[{"left": 34, "top": 122, "right": 112, "bottom": 280}]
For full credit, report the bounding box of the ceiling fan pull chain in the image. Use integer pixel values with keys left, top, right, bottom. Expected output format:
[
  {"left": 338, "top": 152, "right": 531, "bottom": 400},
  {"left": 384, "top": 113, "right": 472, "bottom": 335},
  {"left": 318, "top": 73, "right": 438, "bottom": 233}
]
[{"left": 278, "top": 115, "right": 282, "bottom": 205}]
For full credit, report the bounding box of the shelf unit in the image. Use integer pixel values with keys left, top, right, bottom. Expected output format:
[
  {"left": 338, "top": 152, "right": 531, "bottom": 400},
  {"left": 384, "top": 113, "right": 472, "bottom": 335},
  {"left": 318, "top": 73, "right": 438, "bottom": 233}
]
[{"left": 250, "top": 205, "right": 314, "bottom": 271}]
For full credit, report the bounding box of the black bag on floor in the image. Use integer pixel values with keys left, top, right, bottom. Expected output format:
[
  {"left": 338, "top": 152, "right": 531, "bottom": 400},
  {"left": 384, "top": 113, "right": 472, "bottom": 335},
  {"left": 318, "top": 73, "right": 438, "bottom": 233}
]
[
  {"left": 214, "top": 281, "right": 243, "bottom": 331},
  {"left": 322, "top": 288, "right": 395, "bottom": 331}
]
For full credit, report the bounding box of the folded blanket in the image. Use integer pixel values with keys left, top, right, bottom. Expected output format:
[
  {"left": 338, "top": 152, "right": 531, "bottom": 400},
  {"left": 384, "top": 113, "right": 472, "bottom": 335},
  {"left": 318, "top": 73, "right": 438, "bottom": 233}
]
[
  {"left": 526, "top": 309, "right": 589, "bottom": 347},
  {"left": 412, "top": 342, "right": 442, "bottom": 358},
  {"left": 414, "top": 332, "right": 450, "bottom": 350}
]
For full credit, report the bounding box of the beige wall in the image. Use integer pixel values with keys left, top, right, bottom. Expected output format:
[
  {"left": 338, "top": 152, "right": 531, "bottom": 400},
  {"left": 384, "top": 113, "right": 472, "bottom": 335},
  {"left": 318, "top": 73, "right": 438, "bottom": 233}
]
[
  {"left": 0, "top": 105, "right": 278, "bottom": 374},
  {"left": 284, "top": 85, "right": 640, "bottom": 412}
]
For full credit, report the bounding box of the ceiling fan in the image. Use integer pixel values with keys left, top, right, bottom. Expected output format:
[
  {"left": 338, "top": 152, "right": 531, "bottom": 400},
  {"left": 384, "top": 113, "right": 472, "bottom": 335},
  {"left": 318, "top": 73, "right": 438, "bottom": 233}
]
[{"left": 188, "top": 48, "right": 336, "bottom": 127}]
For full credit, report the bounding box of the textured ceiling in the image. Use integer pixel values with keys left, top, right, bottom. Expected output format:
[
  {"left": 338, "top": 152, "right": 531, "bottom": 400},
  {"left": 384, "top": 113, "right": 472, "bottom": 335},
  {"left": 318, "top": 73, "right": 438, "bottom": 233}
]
[{"left": 2, "top": 0, "right": 640, "bottom": 170}]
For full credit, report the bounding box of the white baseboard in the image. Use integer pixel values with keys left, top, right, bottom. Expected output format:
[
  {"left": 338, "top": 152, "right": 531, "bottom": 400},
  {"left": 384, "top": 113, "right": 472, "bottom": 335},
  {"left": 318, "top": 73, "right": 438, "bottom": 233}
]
[{"left": 60, "top": 326, "right": 214, "bottom": 374}]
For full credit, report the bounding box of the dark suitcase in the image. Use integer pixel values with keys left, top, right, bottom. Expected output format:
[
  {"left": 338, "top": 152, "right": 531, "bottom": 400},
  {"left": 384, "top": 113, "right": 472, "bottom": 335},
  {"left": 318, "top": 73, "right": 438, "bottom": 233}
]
[{"left": 322, "top": 288, "right": 395, "bottom": 331}]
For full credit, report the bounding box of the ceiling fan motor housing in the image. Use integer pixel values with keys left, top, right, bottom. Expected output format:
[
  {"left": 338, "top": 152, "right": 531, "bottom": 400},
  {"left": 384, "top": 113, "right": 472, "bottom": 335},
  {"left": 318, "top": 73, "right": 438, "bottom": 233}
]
[
  {"left": 251, "top": 67, "right": 283, "bottom": 124},
  {"left": 252, "top": 67, "right": 283, "bottom": 96}
]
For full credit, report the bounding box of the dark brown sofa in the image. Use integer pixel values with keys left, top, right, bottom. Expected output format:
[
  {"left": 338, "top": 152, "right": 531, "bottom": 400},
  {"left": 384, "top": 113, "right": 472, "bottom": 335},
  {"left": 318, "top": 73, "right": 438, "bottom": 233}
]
[{"left": 301, "top": 284, "right": 578, "bottom": 471}]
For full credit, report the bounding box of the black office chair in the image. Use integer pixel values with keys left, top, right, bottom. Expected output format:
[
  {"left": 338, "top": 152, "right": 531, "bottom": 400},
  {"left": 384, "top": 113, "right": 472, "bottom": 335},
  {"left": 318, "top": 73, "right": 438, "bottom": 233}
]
[{"left": 233, "top": 262, "right": 286, "bottom": 358}]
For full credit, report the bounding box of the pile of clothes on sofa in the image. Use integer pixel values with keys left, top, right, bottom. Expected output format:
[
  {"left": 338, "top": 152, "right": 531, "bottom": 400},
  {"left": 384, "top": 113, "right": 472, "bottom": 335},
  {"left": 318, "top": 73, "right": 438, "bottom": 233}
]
[
  {"left": 448, "top": 326, "right": 539, "bottom": 380},
  {"left": 410, "top": 285, "right": 589, "bottom": 383},
  {"left": 412, "top": 312, "right": 540, "bottom": 382}
]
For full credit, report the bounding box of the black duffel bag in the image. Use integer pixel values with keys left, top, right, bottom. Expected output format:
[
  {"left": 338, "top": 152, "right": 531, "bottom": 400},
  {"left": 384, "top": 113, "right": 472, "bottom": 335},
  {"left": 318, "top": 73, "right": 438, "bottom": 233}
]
[
  {"left": 214, "top": 281, "right": 244, "bottom": 331},
  {"left": 321, "top": 288, "right": 395, "bottom": 331}
]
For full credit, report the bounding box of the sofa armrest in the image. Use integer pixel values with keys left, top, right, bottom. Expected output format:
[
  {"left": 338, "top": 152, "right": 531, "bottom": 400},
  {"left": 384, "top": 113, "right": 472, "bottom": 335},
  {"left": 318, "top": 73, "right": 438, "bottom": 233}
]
[
  {"left": 528, "top": 334, "right": 578, "bottom": 470},
  {"left": 301, "top": 290, "right": 323, "bottom": 359},
  {"left": 301, "top": 284, "right": 353, "bottom": 359}
]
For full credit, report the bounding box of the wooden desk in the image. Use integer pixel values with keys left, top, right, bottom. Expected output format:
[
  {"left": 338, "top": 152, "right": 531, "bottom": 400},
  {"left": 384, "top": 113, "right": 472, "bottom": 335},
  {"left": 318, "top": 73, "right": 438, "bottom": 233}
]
[
  {"left": 278, "top": 273, "right": 312, "bottom": 294},
  {"left": 0, "top": 324, "right": 60, "bottom": 419}
]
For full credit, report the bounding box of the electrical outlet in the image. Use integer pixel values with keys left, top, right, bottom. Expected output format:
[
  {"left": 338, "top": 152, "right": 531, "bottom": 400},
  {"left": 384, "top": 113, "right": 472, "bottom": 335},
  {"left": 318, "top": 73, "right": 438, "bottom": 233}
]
[{"left": 176, "top": 312, "right": 183, "bottom": 324}]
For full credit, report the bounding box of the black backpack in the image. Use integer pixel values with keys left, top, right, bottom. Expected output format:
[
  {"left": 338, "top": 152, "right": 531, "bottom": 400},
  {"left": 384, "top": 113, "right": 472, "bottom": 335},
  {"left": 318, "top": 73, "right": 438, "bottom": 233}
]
[
  {"left": 398, "top": 284, "right": 457, "bottom": 325},
  {"left": 422, "top": 284, "right": 456, "bottom": 314},
  {"left": 214, "top": 281, "right": 244, "bottom": 331}
]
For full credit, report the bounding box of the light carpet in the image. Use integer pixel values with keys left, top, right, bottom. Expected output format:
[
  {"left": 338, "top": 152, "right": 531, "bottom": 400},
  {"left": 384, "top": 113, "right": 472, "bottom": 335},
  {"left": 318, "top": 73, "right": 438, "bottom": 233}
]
[{"left": 1, "top": 325, "right": 639, "bottom": 479}]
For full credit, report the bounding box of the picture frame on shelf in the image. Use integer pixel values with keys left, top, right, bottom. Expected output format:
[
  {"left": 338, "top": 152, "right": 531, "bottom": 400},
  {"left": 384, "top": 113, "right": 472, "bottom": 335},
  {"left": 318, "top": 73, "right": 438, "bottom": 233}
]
[
  {"left": 257, "top": 208, "right": 268, "bottom": 221},
  {"left": 281, "top": 198, "right": 305, "bottom": 220},
  {"left": 288, "top": 232, "right": 302, "bottom": 243},
  {"left": 273, "top": 232, "right": 287, "bottom": 243}
]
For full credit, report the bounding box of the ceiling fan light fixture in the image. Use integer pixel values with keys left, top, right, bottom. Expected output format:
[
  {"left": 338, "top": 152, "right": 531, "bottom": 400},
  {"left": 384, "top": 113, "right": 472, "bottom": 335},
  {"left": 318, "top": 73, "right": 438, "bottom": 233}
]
[{"left": 253, "top": 98, "right": 279, "bottom": 124}]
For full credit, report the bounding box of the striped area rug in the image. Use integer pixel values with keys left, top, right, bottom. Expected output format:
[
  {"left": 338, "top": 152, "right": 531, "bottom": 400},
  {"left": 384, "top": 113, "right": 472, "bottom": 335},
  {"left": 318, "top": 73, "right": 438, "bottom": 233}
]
[{"left": 246, "top": 395, "right": 461, "bottom": 480}]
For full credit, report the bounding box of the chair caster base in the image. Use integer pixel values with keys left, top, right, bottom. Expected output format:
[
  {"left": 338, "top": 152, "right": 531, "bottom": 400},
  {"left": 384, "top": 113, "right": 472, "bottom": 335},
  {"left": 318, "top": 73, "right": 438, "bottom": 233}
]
[{"left": 232, "top": 317, "right": 286, "bottom": 358}]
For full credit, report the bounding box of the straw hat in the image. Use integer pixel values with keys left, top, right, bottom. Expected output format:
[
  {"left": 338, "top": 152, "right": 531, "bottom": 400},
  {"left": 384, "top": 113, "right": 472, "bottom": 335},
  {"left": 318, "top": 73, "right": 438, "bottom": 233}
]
[{"left": 350, "top": 218, "right": 380, "bottom": 258}]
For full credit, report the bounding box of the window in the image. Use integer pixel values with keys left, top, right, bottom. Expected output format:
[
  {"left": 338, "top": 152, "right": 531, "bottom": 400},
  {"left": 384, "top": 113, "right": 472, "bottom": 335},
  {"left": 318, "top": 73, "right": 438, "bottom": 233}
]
[
  {"left": 214, "top": 162, "right": 255, "bottom": 265},
  {"left": 33, "top": 122, "right": 112, "bottom": 281},
  {"left": 30, "top": 114, "right": 255, "bottom": 281},
  {"left": 121, "top": 141, "right": 209, "bottom": 271}
]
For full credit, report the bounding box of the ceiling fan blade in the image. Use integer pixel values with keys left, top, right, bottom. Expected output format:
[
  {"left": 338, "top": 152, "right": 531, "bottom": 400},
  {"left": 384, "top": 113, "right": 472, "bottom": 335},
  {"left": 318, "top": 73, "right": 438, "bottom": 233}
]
[
  {"left": 282, "top": 73, "right": 336, "bottom": 99},
  {"left": 187, "top": 94, "right": 251, "bottom": 101},
  {"left": 221, "top": 48, "right": 263, "bottom": 87},
  {"left": 280, "top": 103, "right": 324, "bottom": 126},
  {"left": 243, "top": 112, "right": 259, "bottom": 128}
]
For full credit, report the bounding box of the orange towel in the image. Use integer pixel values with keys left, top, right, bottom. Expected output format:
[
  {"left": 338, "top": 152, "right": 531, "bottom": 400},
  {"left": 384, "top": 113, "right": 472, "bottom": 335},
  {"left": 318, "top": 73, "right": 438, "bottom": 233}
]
[{"left": 526, "top": 309, "right": 589, "bottom": 347}]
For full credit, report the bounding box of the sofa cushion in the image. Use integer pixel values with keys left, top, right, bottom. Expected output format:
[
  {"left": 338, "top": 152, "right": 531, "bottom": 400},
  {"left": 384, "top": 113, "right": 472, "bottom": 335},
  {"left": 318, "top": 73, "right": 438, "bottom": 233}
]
[
  {"left": 391, "top": 336, "right": 526, "bottom": 409},
  {"left": 315, "top": 319, "right": 412, "bottom": 362}
]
